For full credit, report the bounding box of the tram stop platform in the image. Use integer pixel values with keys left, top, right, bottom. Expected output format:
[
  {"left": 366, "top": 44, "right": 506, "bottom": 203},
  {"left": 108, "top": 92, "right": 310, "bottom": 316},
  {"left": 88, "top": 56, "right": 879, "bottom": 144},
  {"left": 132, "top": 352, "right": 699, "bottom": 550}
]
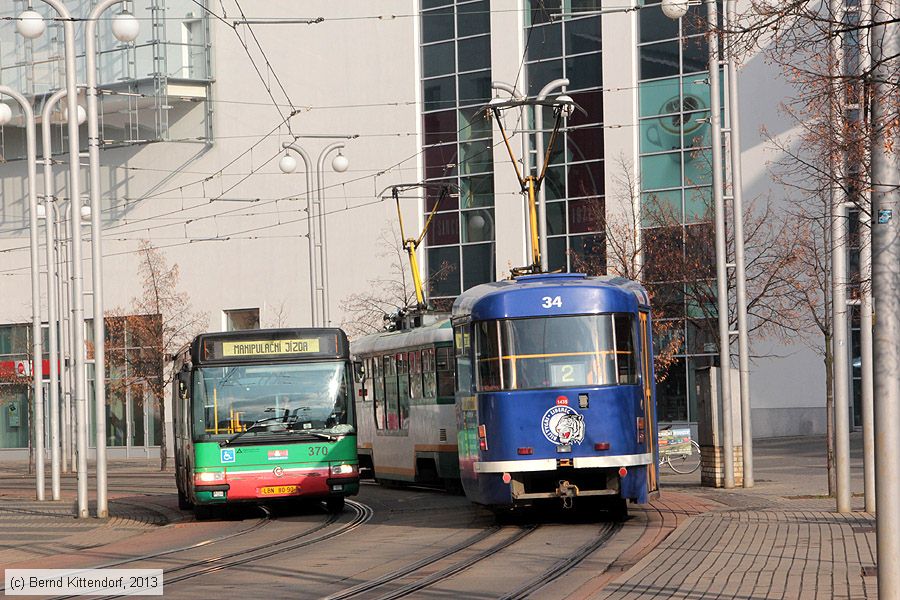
[{"left": 0, "top": 435, "right": 879, "bottom": 599}]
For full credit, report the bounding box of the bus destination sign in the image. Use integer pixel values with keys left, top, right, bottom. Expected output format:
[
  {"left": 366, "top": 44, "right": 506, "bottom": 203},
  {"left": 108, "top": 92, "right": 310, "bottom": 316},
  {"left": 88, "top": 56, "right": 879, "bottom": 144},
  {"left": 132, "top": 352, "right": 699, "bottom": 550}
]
[{"left": 221, "top": 338, "right": 321, "bottom": 357}]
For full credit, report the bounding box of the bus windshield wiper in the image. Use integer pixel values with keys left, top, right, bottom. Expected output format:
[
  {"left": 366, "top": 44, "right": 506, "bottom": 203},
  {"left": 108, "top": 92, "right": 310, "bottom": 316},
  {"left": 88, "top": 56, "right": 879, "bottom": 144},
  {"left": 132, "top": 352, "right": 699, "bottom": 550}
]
[
  {"left": 284, "top": 428, "right": 338, "bottom": 441},
  {"left": 221, "top": 416, "right": 284, "bottom": 446}
]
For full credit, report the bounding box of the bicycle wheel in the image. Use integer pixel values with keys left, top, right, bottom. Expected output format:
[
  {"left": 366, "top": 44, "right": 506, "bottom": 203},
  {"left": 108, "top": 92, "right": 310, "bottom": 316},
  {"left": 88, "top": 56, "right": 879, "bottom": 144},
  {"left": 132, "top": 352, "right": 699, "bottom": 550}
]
[{"left": 667, "top": 440, "right": 701, "bottom": 474}]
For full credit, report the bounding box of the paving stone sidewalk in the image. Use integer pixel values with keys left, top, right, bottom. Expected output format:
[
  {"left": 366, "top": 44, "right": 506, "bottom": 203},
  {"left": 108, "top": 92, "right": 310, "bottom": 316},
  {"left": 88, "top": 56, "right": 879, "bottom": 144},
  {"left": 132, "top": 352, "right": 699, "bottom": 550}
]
[{"left": 595, "top": 433, "right": 877, "bottom": 599}]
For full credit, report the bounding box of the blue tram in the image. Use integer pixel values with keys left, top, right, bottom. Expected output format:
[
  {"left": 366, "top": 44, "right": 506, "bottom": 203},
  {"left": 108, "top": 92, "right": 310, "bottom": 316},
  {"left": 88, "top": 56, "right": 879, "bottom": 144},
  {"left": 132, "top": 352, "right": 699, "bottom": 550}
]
[{"left": 451, "top": 273, "right": 659, "bottom": 514}]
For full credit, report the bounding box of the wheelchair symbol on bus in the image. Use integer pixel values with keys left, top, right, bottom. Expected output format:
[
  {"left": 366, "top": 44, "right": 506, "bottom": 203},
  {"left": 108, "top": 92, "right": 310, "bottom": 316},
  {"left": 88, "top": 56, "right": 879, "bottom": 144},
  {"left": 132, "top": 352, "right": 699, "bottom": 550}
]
[{"left": 221, "top": 448, "right": 236, "bottom": 463}]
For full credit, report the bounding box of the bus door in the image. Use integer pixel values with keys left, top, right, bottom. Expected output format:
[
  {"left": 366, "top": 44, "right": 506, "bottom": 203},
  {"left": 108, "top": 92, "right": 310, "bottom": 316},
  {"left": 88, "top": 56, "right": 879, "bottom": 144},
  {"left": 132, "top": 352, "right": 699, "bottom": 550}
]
[{"left": 639, "top": 311, "right": 658, "bottom": 493}]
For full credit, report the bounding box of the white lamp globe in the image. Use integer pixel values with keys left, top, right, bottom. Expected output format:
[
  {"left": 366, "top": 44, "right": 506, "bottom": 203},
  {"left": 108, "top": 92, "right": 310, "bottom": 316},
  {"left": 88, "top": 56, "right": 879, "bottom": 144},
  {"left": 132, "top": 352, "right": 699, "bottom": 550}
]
[
  {"left": 469, "top": 214, "right": 485, "bottom": 230},
  {"left": 0, "top": 104, "right": 12, "bottom": 126},
  {"left": 80, "top": 204, "right": 91, "bottom": 220},
  {"left": 660, "top": 0, "right": 690, "bottom": 19},
  {"left": 64, "top": 105, "right": 87, "bottom": 125},
  {"left": 111, "top": 12, "right": 140, "bottom": 43},
  {"left": 16, "top": 10, "right": 46, "bottom": 39},
  {"left": 556, "top": 94, "right": 575, "bottom": 119},
  {"left": 331, "top": 153, "right": 349, "bottom": 173},
  {"left": 278, "top": 154, "right": 297, "bottom": 174}
]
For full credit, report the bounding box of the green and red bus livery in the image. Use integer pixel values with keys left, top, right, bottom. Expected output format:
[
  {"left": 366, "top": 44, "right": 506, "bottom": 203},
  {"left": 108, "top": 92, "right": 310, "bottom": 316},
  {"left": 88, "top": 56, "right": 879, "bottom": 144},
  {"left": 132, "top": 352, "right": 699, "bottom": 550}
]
[{"left": 172, "top": 328, "right": 359, "bottom": 517}]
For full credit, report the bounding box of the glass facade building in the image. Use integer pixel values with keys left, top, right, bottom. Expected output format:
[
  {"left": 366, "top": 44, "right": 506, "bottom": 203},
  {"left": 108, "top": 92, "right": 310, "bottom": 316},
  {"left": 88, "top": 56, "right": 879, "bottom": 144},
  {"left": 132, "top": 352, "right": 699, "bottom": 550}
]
[
  {"left": 637, "top": 0, "right": 723, "bottom": 422},
  {"left": 421, "top": 0, "right": 496, "bottom": 307},
  {"left": 525, "top": 0, "right": 605, "bottom": 272}
]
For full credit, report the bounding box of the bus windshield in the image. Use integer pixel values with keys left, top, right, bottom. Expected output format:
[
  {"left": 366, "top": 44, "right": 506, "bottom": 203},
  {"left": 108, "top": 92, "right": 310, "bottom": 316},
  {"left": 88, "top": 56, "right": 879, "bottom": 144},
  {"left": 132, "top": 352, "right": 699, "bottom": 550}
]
[
  {"left": 191, "top": 361, "right": 354, "bottom": 442},
  {"left": 474, "top": 314, "right": 637, "bottom": 391}
]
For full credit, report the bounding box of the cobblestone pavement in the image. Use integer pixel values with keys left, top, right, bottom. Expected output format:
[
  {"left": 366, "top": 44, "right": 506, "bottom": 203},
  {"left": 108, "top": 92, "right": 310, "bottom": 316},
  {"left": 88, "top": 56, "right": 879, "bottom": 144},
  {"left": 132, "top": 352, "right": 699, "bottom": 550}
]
[{"left": 595, "top": 433, "right": 877, "bottom": 599}]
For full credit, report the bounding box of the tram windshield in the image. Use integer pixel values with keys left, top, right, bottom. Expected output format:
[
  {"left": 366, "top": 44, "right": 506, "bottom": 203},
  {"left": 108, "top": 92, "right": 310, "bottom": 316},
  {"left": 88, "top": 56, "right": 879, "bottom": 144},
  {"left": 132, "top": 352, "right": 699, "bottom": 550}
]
[
  {"left": 474, "top": 314, "right": 637, "bottom": 391},
  {"left": 191, "top": 361, "right": 354, "bottom": 442}
]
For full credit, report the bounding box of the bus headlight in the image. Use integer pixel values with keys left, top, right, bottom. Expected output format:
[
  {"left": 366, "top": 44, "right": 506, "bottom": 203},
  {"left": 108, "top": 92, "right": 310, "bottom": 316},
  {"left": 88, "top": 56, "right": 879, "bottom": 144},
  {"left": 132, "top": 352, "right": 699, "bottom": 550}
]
[
  {"left": 330, "top": 464, "right": 357, "bottom": 476},
  {"left": 194, "top": 471, "right": 225, "bottom": 484}
]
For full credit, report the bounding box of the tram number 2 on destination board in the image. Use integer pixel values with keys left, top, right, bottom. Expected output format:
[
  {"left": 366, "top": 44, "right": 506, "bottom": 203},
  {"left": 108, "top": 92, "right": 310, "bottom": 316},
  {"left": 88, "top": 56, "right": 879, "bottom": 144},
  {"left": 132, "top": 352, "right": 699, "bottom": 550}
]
[{"left": 541, "top": 296, "right": 563, "bottom": 309}]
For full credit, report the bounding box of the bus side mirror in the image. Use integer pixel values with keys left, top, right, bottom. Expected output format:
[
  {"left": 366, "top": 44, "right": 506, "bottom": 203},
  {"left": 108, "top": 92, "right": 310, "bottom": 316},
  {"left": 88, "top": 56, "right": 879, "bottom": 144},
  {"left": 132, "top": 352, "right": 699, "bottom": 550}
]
[
  {"left": 177, "top": 370, "right": 190, "bottom": 396},
  {"left": 352, "top": 361, "right": 364, "bottom": 383}
]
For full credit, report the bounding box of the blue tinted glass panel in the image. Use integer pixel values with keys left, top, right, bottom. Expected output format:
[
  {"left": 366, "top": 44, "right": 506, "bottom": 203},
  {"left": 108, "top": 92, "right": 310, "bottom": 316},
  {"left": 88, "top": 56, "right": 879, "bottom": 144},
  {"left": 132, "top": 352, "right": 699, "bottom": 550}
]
[
  {"left": 548, "top": 236, "right": 568, "bottom": 271},
  {"left": 640, "top": 115, "right": 682, "bottom": 153},
  {"left": 428, "top": 246, "right": 461, "bottom": 296},
  {"left": 639, "top": 6, "right": 678, "bottom": 43},
  {"left": 462, "top": 243, "right": 495, "bottom": 289},
  {"left": 458, "top": 70, "right": 492, "bottom": 106},
  {"left": 640, "top": 41, "right": 679, "bottom": 80},
  {"left": 642, "top": 189, "right": 682, "bottom": 226},
  {"left": 683, "top": 112, "right": 711, "bottom": 149},
  {"left": 423, "top": 42, "right": 455, "bottom": 77},
  {"left": 684, "top": 186, "right": 712, "bottom": 223},
  {"left": 641, "top": 152, "right": 682, "bottom": 191},
  {"left": 529, "top": 0, "right": 561, "bottom": 26},
  {"left": 565, "top": 52, "right": 602, "bottom": 90},
  {"left": 458, "top": 0, "right": 490, "bottom": 36},
  {"left": 460, "top": 175, "right": 494, "bottom": 208},
  {"left": 639, "top": 77, "right": 679, "bottom": 117},
  {"left": 682, "top": 35, "right": 709, "bottom": 73},
  {"left": 527, "top": 23, "right": 562, "bottom": 62},
  {"left": 422, "top": 7, "right": 454, "bottom": 43},
  {"left": 547, "top": 200, "right": 566, "bottom": 235},
  {"left": 426, "top": 181, "right": 459, "bottom": 212},
  {"left": 527, "top": 59, "right": 564, "bottom": 96},
  {"left": 423, "top": 76, "right": 456, "bottom": 112},
  {"left": 462, "top": 208, "right": 494, "bottom": 242},
  {"left": 460, "top": 140, "right": 493, "bottom": 175},
  {"left": 458, "top": 35, "right": 491, "bottom": 72},
  {"left": 459, "top": 106, "right": 492, "bottom": 141},
  {"left": 565, "top": 16, "right": 601, "bottom": 55},
  {"left": 544, "top": 165, "right": 566, "bottom": 200},
  {"left": 683, "top": 149, "right": 712, "bottom": 186},
  {"left": 571, "top": 233, "right": 606, "bottom": 270}
]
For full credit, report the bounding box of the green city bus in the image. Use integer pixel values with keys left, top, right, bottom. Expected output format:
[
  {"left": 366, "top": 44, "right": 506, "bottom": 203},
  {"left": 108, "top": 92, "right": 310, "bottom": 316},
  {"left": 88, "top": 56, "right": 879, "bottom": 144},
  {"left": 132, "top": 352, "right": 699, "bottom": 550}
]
[{"left": 172, "top": 328, "right": 358, "bottom": 517}]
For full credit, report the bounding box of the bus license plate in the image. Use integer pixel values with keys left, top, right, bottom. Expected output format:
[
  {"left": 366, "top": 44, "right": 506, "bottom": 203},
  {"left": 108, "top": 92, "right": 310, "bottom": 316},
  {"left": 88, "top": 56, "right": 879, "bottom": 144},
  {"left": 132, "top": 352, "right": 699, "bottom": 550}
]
[{"left": 260, "top": 485, "right": 297, "bottom": 496}]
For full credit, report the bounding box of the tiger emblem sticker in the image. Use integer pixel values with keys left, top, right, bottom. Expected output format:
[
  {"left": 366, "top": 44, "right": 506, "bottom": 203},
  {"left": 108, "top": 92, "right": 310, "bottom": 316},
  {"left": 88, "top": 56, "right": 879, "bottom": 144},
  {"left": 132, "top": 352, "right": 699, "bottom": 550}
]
[{"left": 541, "top": 404, "right": 586, "bottom": 446}]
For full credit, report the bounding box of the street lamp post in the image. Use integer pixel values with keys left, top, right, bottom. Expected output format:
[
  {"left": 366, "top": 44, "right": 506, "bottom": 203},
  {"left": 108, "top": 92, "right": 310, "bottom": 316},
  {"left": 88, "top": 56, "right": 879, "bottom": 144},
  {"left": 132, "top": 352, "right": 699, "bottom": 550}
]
[
  {"left": 279, "top": 145, "right": 317, "bottom": 327},
  {"left": 40, "top": 87, "right": 74, "bottom": 502},
  {"left": 661, "top": 0, "right": 735, "bottom": 488},
  {"left": 0, "top": 86, "right": 44, "bottom": 501},
  {"left": 279, "top": 137, "right": 353, "bottom": 326},
  {"left": 20, "top": 0, "right": 89, "bottom": 518},
  {"left": 84, "top": 0, "right": 140, "bottom": 519},
  {"left": 534, "top": 78, "right": 569, "bottom": 272}
]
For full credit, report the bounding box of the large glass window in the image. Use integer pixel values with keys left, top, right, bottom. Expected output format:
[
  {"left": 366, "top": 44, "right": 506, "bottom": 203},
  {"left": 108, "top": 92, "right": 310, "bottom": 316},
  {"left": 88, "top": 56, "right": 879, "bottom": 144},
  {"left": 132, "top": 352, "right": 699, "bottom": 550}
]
[
  {"left": 421, "top": 0, "right": 495, "bottom": 305},
  {"left": 473, "top": 314, "right": 637, "bottom": 391},
  {"left": 525, "top": 6, "right": 605, "bottom": 271},
  {"left": 191, "top": 361, "right": 353, "bottom": 441}
]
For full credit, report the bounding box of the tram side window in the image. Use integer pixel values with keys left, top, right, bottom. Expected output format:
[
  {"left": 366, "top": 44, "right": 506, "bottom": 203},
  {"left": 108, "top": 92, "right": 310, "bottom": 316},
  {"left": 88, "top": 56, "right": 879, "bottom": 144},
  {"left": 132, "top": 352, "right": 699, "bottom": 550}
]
[
  {"left": 397, "top": 352, "right": 410, "bottom": 430},
  {"left": 409, "top": 350, "right": 422, "bottom": 400},
  {"left": 447, "top": 336, "right": 465, "bottom": 395},
  {"left": 614, "top": 315, "right": 638, "bottom": 384},
  {"left": 475, "top": 321, "right": 501, "bottom": 391},
  {"left": 384, "top": 355, "right": 399, "bottom": 430},
  {"left": 422, "top": 348, "right": 437, "bottom": 398},
  {"left": 374, "top": 356, "right": 385, "bottom": 430}
]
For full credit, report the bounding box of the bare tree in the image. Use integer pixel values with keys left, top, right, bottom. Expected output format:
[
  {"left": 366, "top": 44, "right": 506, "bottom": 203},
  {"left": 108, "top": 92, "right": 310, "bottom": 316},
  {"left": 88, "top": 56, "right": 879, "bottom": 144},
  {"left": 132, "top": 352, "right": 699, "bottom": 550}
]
[
  {"left": 105, "top": 241, "right": 206, "bottom": 470},
  {"left": 340, "top": 224, "right": 455, "bottom": 338}
]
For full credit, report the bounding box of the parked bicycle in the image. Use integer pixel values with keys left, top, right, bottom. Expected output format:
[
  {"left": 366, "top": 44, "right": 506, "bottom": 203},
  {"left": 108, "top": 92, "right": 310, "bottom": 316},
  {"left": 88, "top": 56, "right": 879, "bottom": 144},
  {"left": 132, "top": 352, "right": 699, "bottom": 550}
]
[{"left": 658, "top": 427, "right": 701, "bottom": 474}]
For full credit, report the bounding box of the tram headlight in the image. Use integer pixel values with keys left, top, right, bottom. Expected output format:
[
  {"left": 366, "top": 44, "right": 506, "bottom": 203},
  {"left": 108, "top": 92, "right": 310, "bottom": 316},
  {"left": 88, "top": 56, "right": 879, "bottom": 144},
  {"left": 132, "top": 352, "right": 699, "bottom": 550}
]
[
  {"left": 330, "top": 463, "right": 357, "bottom": 476},
  {"left": 194, "top": 471, "right": 226, "bottom": 484}
]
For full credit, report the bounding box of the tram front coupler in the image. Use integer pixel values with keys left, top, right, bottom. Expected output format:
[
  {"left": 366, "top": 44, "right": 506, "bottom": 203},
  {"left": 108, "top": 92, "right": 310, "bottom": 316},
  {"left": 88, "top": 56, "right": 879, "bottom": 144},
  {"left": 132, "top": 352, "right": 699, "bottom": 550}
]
[{"left": 556, "top": 480, "right": 579, "bottom": 509}]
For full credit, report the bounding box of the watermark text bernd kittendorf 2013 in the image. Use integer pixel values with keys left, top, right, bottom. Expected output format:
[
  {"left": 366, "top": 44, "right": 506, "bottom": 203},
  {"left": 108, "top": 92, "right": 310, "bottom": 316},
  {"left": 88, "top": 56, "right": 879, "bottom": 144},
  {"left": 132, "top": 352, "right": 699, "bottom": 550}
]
[{"left": 5, "top": 569, "right": 163, "bottom": 595}]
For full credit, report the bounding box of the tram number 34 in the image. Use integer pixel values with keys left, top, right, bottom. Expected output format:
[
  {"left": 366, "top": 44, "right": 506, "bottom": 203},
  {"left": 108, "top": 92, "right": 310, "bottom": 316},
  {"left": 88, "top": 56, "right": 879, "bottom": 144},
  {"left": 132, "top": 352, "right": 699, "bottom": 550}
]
[{"left": 541, "top": 296, "right": 563, "bottom": 309}]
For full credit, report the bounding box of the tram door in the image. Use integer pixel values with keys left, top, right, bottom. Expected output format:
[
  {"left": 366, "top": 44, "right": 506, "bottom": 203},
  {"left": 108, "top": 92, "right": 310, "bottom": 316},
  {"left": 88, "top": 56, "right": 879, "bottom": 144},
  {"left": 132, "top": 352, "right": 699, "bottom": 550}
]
[{"left": 639, "top": 311, "right": 658, "bottom": 493}]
